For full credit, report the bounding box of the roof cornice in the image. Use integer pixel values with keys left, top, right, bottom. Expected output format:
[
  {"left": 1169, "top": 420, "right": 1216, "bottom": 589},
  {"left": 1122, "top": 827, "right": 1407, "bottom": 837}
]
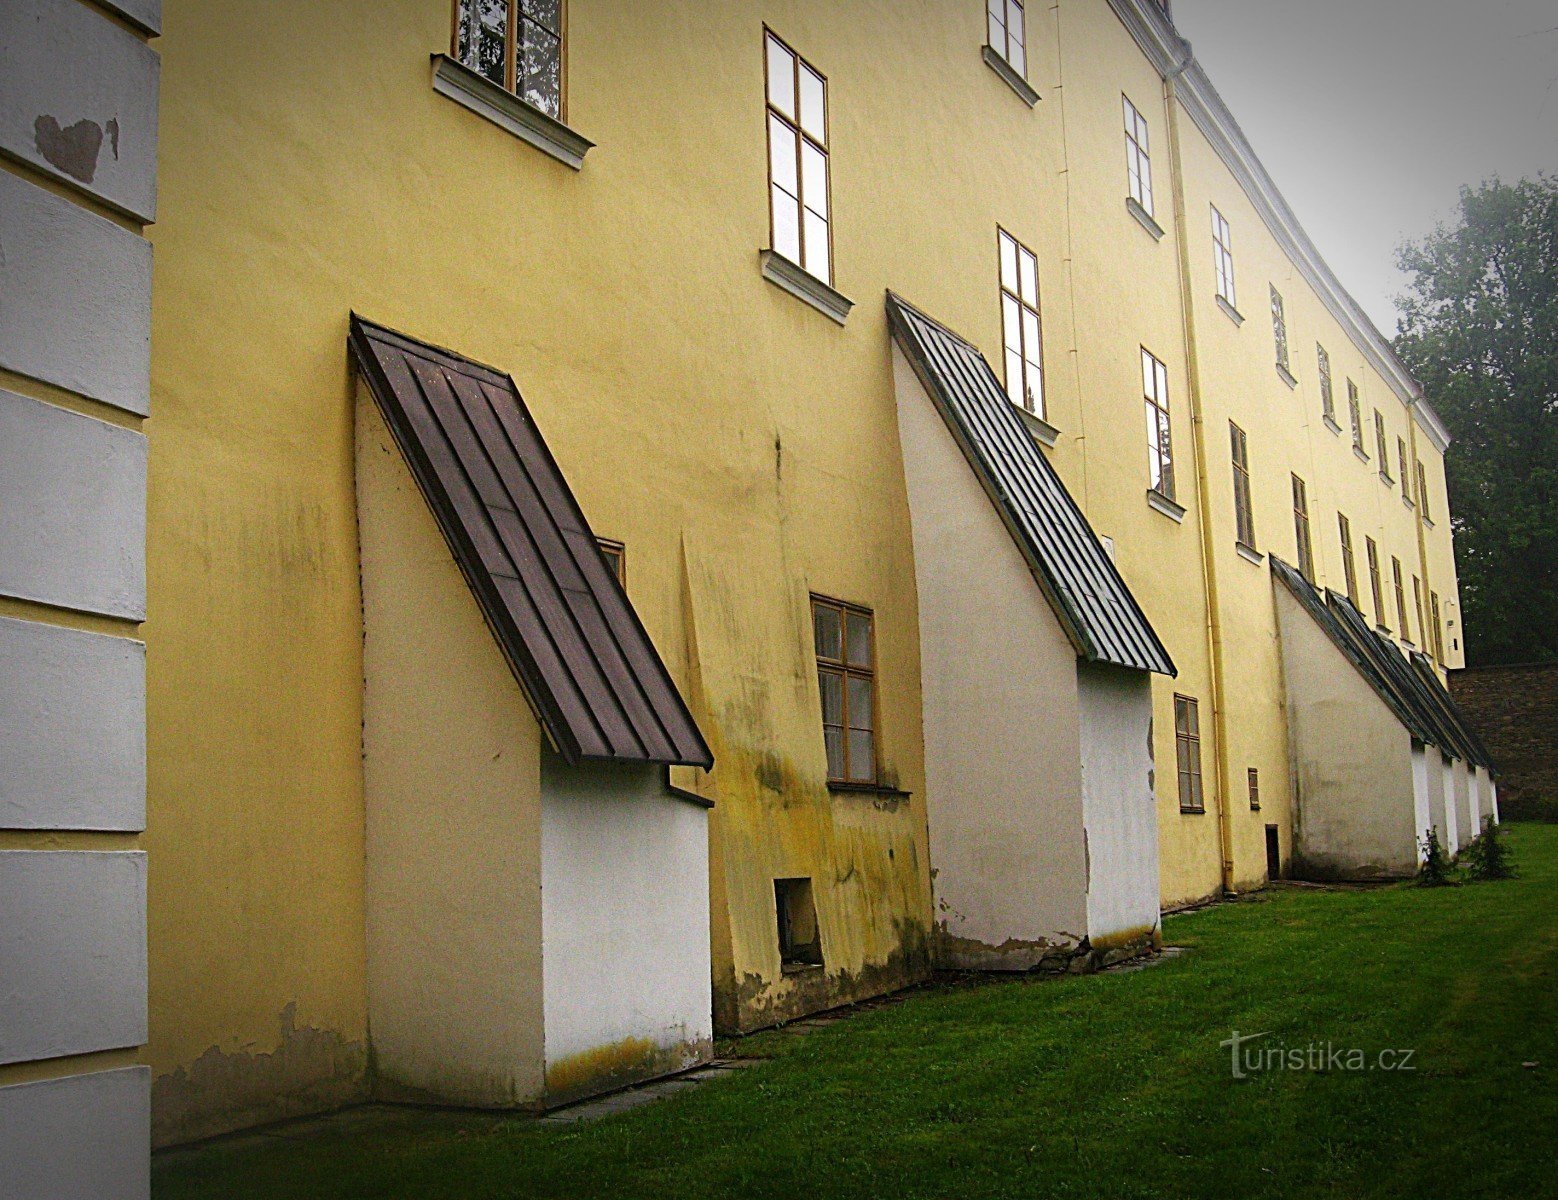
[{"left": 1103, "top": 0, "right": 1450, "bottom": 453}]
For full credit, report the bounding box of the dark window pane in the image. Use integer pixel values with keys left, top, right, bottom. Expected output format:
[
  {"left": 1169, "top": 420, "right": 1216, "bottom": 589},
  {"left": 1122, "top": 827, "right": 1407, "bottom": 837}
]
[
  {"left": 520, "top": 20, "right": 561, "bottom": 117},
  {"left": 848, "top": 729, "right": 874, "bottom": 782},
  {"left": 824, "top": 725, "right": 845, "bottom": 780},
  {"left": 520, "top": 0, "right": 560, "bottom": 36},
  {"left": 813, "top": 603, "right": 841, "bottom": 660},
  {"left": 847, "top": 675, "right": 873, "bottom": 731},
  {"left": 459, "top": 0, "right": 510, "bottom": 88},
  {"left": 845, "top": 611, "right": 871, "bottom": 667},
  {"left": 819, "top": 668, "right": 843, "bottom": 725}
]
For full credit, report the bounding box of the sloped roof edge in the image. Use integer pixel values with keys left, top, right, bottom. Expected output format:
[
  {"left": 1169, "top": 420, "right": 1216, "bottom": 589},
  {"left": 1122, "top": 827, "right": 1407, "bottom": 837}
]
[{"left": 887, "top": 292, "right": 1175, "bottom": 677}]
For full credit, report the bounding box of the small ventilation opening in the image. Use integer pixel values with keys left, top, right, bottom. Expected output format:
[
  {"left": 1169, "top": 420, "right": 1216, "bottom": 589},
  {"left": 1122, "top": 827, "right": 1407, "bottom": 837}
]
[{"left": 774, "top": 878, "right": 822, "bottom": 970}]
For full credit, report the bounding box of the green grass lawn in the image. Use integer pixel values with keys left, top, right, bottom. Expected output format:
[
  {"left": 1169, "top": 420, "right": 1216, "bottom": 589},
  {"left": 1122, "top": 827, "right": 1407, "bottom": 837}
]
[{"left": 155, "top": 824, "right": 1558, "bottom": 1200}]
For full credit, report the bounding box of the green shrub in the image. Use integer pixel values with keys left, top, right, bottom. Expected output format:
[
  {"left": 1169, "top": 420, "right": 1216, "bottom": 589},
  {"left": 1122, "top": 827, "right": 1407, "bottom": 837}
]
[
  {"left": 1417, "top": 827, "right": 1454, "bottom": 886},
  {"left": 1463, "top": 818, "right": 1516, "bottom": 881}
]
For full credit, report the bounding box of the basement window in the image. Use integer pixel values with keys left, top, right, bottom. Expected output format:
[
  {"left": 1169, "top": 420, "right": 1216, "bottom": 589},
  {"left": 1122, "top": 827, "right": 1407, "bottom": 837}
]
[{"left": 775, "top": 878, "right": 823, "bottom": 970}]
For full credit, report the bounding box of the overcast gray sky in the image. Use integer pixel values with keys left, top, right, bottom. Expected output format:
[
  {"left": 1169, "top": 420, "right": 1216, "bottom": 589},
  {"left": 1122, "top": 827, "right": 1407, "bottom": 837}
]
[{"left": 1173, "top": 0, "right": 1558, "bottom": 337}]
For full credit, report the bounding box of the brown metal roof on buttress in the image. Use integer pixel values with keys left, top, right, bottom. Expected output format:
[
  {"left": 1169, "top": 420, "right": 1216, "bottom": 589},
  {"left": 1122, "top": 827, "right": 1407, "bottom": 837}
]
[{"left": 349, "top": 315, "right": 713, "bottom": 769}]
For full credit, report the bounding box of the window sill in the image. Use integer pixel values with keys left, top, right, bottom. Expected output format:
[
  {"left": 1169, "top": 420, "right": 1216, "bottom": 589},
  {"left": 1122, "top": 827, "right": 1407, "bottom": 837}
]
[
  {"left": 828, "top": 781, "right": 912, "bottom": 798},
  {"left": 1353, "top": 445, "right": 1371, "bottom": 465},
  {"left": 1423, "top": 516, "right": 1435, "bottom": 530},
  {"left": 1126, "top": 196, "right": 1165, "bottom": 240},
  {"left": 1379, "top": 471, "right": 1394, "bottom": 486},
  {"left": 780, "top": 962, "right": 825, "bottom": 977},
  {"left": 1376, "top": 625, "right": 1393, "bottom": 636},
  {"left": 1235, "top": 542, "right": 1264, "bottom": 567},
  {"left": 1323, "top": 415, "right": 1342, "bottom": 436},
  {"left": 1180, "top": 806, "right": 1207, "bottom": 816},
  {"left": 431, "top": 55, "right": 594, "bottom": 170},
  {"left": 1147, "top": 488, "right": 1186, "bottom": 523},
  {"left": 1216, "top": 295, "right": 1245, "bottom": 326},
  {"left": 1015, "top": 404, "right": 1061, "bottom": 447},
  {"left": 1402, "top": 494, "right": 1416, "bottom": 510},
  {"left": 760, "top": 250, "right": 853, "bottom": 325},
  {"left": 1276, "top": 364, "right": 1298, "bottom": 390},
  {"left": 982, "top": 46, "right": 1040, "bottom": 107}
]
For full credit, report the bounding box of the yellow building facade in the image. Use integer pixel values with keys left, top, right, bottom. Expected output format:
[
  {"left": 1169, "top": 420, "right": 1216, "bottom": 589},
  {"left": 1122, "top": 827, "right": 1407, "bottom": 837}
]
[{"left": 0, "top": 0, "right": 1467, "bottom": 1171}]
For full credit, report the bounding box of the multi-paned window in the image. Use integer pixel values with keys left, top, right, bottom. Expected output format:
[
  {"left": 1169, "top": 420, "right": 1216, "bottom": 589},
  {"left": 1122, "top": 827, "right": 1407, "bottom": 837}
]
[
  {"left": 1375, "top": 411, "right": 1392, "bottom": 479},
  {"left": 596, "top": 537, "right": 624, "bottom": 585},
  {"left": 1270, "top": 286, "right": 1290, "bottom": 375},
  {"left": 1317, "top": 344, "right": 1335, "bottom": 424},
  {"left": 812, "top": 595, "right": 875, "bottom": 784},
  {"left": 1174, "top": 695, "right": 1204, "bottom": 813},
  {"left": 453, "top": 0, "right": 563, "bottom": 118},
  {"left": 1429, "top": 591, "right": 1444, "bottom": 663},
  {"left": 1231, "top": 421, "right": 1255, "bottom": 550},
  {"left": 1248, "top": 766, "right": 1261, "bottom": 811},
  {"left": 1415, "top": 460, "right": 1431, "bottom": 521},
  {"left": 1123, "top": 95, "right": 1153, "bottom": 216},
  {"left": 1366, "top": 536, "right": 1386, "bottom": 629},
  {"left": 986, "top": 0, "right": 1028, "bottom": 77},
  {"left": 1347, "top": 380, "right": 1365, "bottom": 455},
  {"left": 1338, "top": 512, "right": 1358, "bottom": 605},
  {"left": 1393, "top": 556, "right": 1411, "bottom": 643},
  {"left": 1414, "top": 576, "right": 1426, "bottom": 647},
  {"left": 1143, "top": 348, "right": 1174, "bottom": 501},
  {"left": 1292, "top": 473, "right": 1314, "bottom": 582},
  {"left": 1211, "top": 206, "right": 1236, "bottom": 307},
  {"left": 1398, "top": 437, "right": 1412, "bottom": 502},
  {"left": 998, "top": 228, "right": 1045, "bottom": 418},
  {"left": 765, "top": 31, "right": 831, "bottom": 285}
]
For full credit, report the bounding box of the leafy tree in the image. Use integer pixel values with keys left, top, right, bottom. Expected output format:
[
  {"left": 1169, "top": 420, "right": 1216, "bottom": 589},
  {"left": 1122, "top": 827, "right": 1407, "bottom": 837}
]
[{"left": 1393, "top": 176, "right": 1558, "bottom": 666}]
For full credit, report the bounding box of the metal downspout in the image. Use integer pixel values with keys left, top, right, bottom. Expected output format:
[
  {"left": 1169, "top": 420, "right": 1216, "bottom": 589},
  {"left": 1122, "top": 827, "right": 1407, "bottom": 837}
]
[{"left": 1164, "top": 47, "right": 1237, "bottom": 893}]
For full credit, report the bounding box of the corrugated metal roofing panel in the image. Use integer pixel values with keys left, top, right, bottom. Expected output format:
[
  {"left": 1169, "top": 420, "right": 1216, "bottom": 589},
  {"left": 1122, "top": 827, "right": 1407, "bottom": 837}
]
[
  {"left": 349, "top": 316, "right": 713, "bottom": 769},
  {"left": 1272, "top": 555, "right": 1494, "bottom": 769},
  {"left": 886, "top": 293, "right": 1175, "bottom": 677}
]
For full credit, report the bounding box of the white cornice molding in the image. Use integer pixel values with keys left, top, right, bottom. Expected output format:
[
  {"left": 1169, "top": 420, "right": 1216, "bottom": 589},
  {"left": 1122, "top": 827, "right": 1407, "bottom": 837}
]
[{"left": 1103, "top": 0, "right": 1450, "bottom": 452}]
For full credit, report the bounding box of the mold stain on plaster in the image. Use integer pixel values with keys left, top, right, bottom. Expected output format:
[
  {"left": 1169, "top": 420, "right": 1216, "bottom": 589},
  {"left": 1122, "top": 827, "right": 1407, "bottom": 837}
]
[
  {"left": 34, "top": 115, "right": 114, "bottom": 184},
  {"left": 151, "top": 1003, "right": 367, "bottom": 1148},
  {"left": 543, "top": 1033, "right": 712, "bottom": 1108}
]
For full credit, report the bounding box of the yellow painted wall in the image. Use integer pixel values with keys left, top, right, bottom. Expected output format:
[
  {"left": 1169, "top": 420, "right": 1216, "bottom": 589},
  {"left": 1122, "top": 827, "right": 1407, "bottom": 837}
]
[{"left": 142, "top": 0, "right": 1470, "bottom": 1138}]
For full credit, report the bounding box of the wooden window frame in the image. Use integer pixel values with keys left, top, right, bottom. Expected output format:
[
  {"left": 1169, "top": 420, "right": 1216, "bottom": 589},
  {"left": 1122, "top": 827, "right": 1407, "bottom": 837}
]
[
  {"left": 1317, "top": 344, "right": 1335, "bottom": 423},
  {"left": 764, "top": 29, "right": 833, "bottom": 287},
  {"left": 595, "top": 537, "right": 625, "bottom": 586},
  {"left": 1415, "top": 460, "right": 1431, "bottom": 522},
  {"left": 1398, "top": 437, "right": 1413, "bottom": 505},
  {"left": 451, "top": 0, "right": 567, "bottom": 120},
  {"left": 1347, "top": 380, "right": 1365, "bottom": 456},
  {"left": 998, "top": 228, "right": 1046, "bottom": 418},
  {"left": 1143, "top": 347, "right": 1175, "bottom": 502},
  {"left": 811, "top": 594, "right": 877, "bottom": 785},
  {"left": 1375, "top": 411, "right": 1392, "bottom": 481},
  {"left": 1248, "top": 766, "right": 1261, "bottom": 812},
  {"left": 1174, "top": 694, "right": 1205, "bottom": 814},
  {"left": 1413, "top": 576, "right": 1426, "bottom": 647},
  {"left": 1366, "top": 536, "right": 1387, "bottom": 630},
  {"left": 1269, "top": 285, "right": 1290, "bottom": 374},
  {"left": 1338, "top": 512, "right": 1358, "bottom": 606},
  {"left": 1291, "top": 473, "right": 1314, "bottom": 582},
  {"left": 1429, "top": 591, "right": 1444, "bottom": 664},
  {"left": 1231, "top": 421, "right": 1256, "bottom": 551},
  {"left": 986, "top": 0, "right": 1028, "bottom": 77},
  {"left": 1393, "top": 556, "right": 1412, "bottom": 644},
  {"left": 1123, "top": 94, "right": 1153, "bottom": 216},
  {"left": 1211, "top": 206, "right": 1236, "bottom": 307}
]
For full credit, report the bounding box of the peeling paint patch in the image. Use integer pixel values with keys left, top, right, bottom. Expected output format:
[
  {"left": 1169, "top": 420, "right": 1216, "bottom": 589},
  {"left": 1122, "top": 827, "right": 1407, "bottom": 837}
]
[
  {"left": 151, "top": 1004, "right": 367, "bottom": 1148},
  {"left": 34, "top": 116, "right": 104, "bottom": 184}
]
